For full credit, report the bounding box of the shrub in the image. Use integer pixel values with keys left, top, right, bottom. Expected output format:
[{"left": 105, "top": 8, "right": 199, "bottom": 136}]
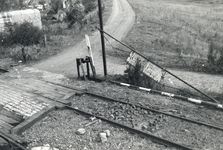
[
  {"left": 124, "top": 60, "right": 142, "bottom": 85},
  {"left": 0, "top": 22, "right": 43, "bottom": 47},
  {"left": 0, "top": 22, "right": 43, "bottom": 62},
  {"left": 206, "top": 38, "right": 223, "bottom": 74},
  {"left": 0, "top": 0, "right": 25, "bottom": 12},
  {"left": 82, "top": 0, "right": 97, "bottom": 14},
  {"left": 65, "top": 3, "right": 85, "bottom": 28}
]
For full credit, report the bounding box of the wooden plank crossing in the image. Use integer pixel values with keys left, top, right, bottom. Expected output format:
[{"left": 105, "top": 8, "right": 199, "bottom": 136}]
[
  {"left": 0, "top": 84, "right": 50, "bottom": 117},
  {"left": 0, "top": 73, "right": 82, "bottom": 149},
  {"left": 0, "top": 78, "right": 77, "bottom": 103},
  {"left": 2, "top": 79, "right": 66, "bottom": 99},
  {"left": 0, "top": 66, "right": 87, "bottom": 149}
]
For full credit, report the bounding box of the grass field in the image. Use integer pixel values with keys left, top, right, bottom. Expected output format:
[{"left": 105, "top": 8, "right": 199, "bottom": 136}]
[{"left": 122, "top": 0, "right": 223, "bottom": 73}]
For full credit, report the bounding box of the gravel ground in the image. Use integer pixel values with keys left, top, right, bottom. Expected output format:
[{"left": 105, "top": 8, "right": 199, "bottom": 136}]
[
  {"left": 23, "top": 109, "right": 176, "bottom": 150},
  {"left": 22, "top": 79, "right": 223, "bottom": 150}
]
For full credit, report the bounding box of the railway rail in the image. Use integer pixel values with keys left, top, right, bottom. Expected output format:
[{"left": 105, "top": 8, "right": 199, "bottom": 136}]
[{"left": 46, "top": 81, "right": 223, "bottom": 149}]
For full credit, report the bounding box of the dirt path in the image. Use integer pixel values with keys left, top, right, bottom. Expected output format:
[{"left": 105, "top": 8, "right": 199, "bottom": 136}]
[{"left": 33, "top": 0, "right": 135, "bottom": 77}]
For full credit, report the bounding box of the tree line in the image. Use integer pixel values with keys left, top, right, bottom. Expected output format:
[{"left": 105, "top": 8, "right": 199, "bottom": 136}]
[{"left": 0, "top": 0, "right": 25, "bottom": 12}]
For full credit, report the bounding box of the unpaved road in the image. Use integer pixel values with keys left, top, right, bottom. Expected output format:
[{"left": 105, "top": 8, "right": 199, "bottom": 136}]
[{"left": 33, "top": 0, "right": 135, "bottom": 77}]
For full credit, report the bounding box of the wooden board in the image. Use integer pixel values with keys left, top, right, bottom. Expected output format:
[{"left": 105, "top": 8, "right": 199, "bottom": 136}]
[
  {"left": 0, "top": 114, "right": 19, "bottom": 125},
  {"left": 12, "top": 105, "right": 56, "bottom": 134},
  {"left": 0, "top": 109, "right": 23, "bottom": 122},
  {"left": 0, "top": 120, "right": 13, "bottom": 130}
]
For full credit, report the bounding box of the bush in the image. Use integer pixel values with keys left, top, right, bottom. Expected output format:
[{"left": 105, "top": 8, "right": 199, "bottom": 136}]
[
  {"left": 65, "top": 3, "right": 85, "bottom": 28},
  {"left": 206, "top": 38, "right": 223, "bottom": 74},
  {"left": 124, "top": 60, "right": 142, "bottom": 85},
  {"left": 0, "top": 22, "right": 43, "bottom": 47},
  {"left": 0, "top": 0, "right": 24, "bottom": 12},
  {"left": 0, "top": 22, "right": 43, "bottom": 63},
  {"left": 82, "top": 0, "right": 97, "bottom": 14}
]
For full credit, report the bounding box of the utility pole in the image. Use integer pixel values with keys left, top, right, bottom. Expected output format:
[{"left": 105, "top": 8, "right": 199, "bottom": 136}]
[{"left": 98, "top": 0, "right": 107, "bottom": 76}]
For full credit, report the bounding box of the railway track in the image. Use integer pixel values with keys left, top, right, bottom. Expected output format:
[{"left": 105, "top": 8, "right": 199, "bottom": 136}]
[
  {"left": 48, "top": 81, "right": 223, "bottom": 131},
  {"left": 66, "top": 105, "right": 192, "bottom": 150},
  {"left": 0, "top": 79, "right": 221, "bottom": 149},
  {"left": 46, "top": 81, "right": 223, "bottom": 149}
]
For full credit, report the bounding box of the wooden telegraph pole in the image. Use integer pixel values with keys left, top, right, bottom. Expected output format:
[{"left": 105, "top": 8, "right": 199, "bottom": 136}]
[{"left": 98, "top": 0, "right": 107, "bottom": 76}]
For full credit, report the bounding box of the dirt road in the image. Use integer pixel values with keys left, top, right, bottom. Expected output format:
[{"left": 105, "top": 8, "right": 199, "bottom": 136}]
[{"left": 33, "top": 0, "right": 135, "bottom": 77}]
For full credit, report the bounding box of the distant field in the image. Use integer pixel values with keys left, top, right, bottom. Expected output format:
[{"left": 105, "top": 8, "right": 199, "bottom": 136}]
[{"left": 123, "top": 0, "right": 223, "bottom": 72}]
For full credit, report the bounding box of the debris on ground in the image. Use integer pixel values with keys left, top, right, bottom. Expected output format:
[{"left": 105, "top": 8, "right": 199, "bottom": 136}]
[
  {"left": 99, "top": 132, "right": 107, "bottom": 143},
  {"left": 85, "top": 119, "right": 100, "bottom": 127},
  {"left": 76, "top": 128, "right": 86, "bottom": 135},
  {"left": 104, "top": 129, "right": 111, "bottom": 137}
]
